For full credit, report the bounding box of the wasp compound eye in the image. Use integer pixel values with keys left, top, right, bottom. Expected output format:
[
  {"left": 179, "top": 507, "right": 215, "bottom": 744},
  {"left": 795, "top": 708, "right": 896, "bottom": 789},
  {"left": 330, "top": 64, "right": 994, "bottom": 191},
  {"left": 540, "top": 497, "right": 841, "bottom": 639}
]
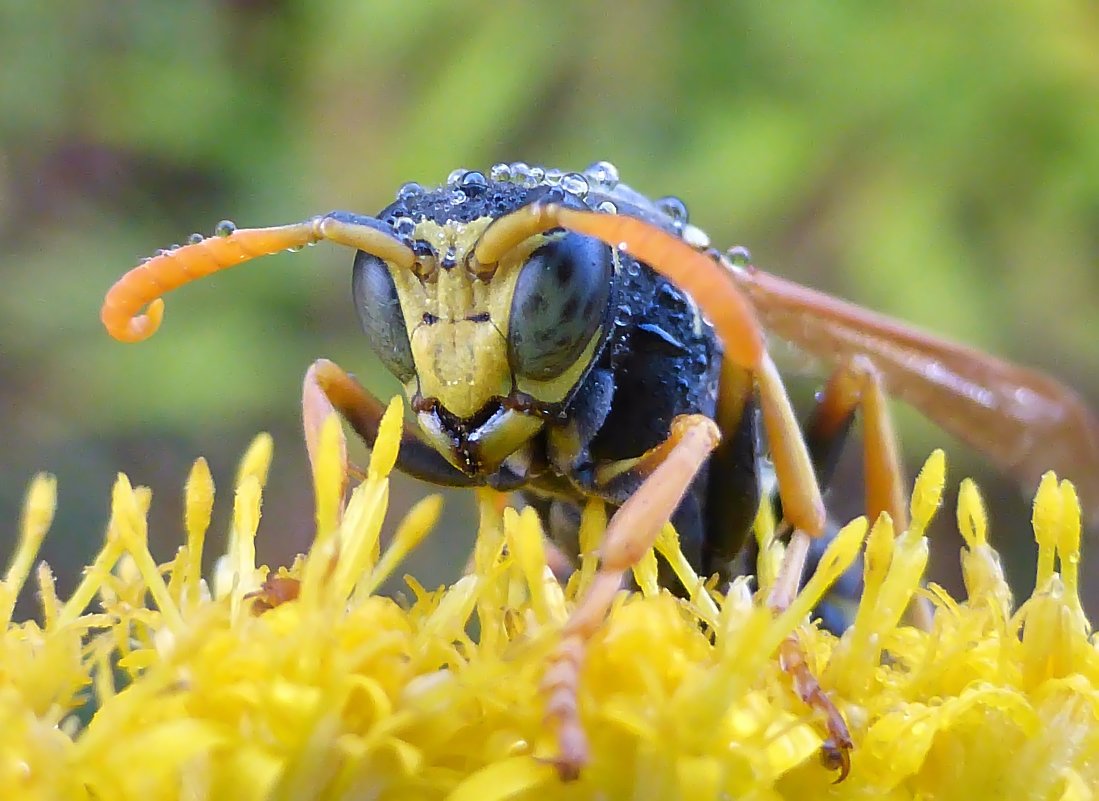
[
  {"left": 507, "top": 234, "right": 612, "bottom": 380},
  {"left": 352, "top": 252, "right": 416, "bottom": 383}
]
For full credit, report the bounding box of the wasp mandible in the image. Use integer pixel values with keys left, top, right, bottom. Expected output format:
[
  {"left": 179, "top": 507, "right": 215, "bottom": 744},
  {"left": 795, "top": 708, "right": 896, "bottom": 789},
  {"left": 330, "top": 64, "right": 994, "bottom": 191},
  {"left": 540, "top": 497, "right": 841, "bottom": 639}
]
[{"left": 101, "top": 161, "right": 1099, "bottom": 780}]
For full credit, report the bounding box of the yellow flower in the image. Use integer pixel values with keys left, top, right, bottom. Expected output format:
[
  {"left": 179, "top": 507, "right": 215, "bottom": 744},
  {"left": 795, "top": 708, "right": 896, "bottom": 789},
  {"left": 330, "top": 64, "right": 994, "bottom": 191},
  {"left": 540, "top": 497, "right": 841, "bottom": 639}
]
[{"left": 2, "top": 399, "right": 1097, "bottom": 800}]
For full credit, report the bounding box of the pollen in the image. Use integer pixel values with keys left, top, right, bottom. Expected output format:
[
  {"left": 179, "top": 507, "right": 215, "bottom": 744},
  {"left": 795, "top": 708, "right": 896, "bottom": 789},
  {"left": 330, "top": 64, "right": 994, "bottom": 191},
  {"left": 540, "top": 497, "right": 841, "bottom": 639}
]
[{"left": 2, "top": 404, "right": 1098, "bottom": 800}]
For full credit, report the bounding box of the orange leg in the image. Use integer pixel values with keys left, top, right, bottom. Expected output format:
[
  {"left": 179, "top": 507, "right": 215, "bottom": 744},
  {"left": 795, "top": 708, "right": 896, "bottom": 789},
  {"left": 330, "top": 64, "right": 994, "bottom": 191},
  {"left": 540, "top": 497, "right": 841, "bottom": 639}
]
[
  {"left": 807, "top": 357, "right": 908, "bottom": 530},
  {"left": 542, "top": 414, "right": 721, "bottom": 779},
  {"left": 801, "top": 357, "right": 934, "bottom": 630},
  {"left": 302, "top": 359, "right": 477, "bottom": 491}
]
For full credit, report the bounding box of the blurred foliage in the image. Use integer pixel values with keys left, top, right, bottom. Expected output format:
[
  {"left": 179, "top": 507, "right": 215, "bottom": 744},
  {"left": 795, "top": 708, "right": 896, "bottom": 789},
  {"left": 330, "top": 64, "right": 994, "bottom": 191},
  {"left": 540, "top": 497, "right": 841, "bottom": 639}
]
[{"left": 2, "top": 1, "right": 1097, "bottom": 612}]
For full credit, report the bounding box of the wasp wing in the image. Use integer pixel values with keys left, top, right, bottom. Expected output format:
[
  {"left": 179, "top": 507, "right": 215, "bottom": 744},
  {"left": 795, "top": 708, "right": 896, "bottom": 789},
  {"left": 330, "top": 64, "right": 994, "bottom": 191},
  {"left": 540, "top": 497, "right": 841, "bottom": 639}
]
[{"left": 732, "top": 266, "right": 1099, "bottom": 523}]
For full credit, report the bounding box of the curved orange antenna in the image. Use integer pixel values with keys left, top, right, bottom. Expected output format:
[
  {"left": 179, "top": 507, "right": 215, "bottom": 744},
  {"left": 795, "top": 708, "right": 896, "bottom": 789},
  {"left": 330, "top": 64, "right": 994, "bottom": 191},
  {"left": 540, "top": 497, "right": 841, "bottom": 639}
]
[
  {"left": 542, "top": 205, "right": 767, "bottom": 371},
  {"left": 102, "top": 214, "right": 416, "bottom": 343}
]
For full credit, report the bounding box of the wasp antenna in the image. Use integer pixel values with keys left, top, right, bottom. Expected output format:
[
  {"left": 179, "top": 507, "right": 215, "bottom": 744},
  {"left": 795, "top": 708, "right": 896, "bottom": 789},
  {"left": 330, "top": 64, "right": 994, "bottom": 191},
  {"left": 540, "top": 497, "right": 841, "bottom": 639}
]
[
  {"left": 102, "top": 221, "right": 320, "bottom": 342},
  {"left": 546, "top": 205, "right": 767, "bottom": 371},
  {"left": 314, "top": 213, "right": 416, "bottom": 270},
  {"left": 102, "top": 214, "right": 416, "bottom": 343},
  {"left": 471, "top": 201, "right": 565, "bottom": 268}
]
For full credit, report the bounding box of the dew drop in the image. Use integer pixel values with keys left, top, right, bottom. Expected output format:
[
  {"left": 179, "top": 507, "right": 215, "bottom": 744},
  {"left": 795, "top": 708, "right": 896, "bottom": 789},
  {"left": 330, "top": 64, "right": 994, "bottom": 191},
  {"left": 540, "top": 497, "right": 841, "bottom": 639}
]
[
  {"left": 489, "top": 162, "right": 512, "bottom": 182},
  {"left": 655, "top": 196, "right": 688, "bottom": 224},
  {"left": 682, "top": 223, "right": 711, "bottom": 250},
  {"left": 394, "top": 217, "right": 416, "bottom": 238},
  {"left": 187, "top": 232, "right": 204, "bottom": 245},
  {"left": 397, "top": 181, "right": 424, "bottom": 201},
  {"left": 528, "top": 165, "right": 546, "bottom": 185},
  {"left": 726, "top": 245, "right": 752, "bottom": 267},
  {"left": 459, "top": 171, "right": 488, "bottom": 196},
  {"left": 510, "top": 162, "right": 536, "bottom": 188},
  {"left": 560, "top": 172, "right": 590, "bottom": 197},
  {"left": 596, "top": 200, "right": 618, "bottom": 214},
  {"left": 543, "top": 167, "right": 564, "bottom": 186},
  {"left": 449, "top": 189, "right": 468, "bottom": 205},
  {"left": 214, "top": 220, "right": 237, "bottom": 238},
  {"left": 446, "top": 168, "right": 467, "bottom": 186},
  {"left": 584, "top": 160, "right": 620, "bottom": 189}
]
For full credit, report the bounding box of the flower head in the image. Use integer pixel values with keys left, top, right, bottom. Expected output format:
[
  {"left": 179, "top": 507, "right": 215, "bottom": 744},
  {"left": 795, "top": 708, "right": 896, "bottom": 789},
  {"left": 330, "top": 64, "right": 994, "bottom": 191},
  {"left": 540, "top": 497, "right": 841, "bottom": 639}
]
[{"left": 2, "top": 402, "right": 1097, "bottom": 800}]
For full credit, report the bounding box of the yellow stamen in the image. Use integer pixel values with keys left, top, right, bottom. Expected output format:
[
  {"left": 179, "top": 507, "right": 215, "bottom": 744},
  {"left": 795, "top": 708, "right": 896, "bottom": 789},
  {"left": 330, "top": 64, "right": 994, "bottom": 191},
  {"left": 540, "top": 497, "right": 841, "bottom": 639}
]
[
  {"left": 313, "top": 413, "right": 346, "bottom": 542},
  {"left": 368, "top": 397, "right": 404, "bottom": 480},
  {"left": 359, "top": 494, "right": 443, "bottom": 598},
  {"left": 506, "top": 506, "right": 551, "bottom": 623},
  {"left": 334, "top": 479, "right": 389, "bottom": 603},
  {"left": 183, "top": 456, "right": 215, "bottom": 608},
  {"left": 908, "top": 449, "right": 946, "bottom": 538},
  {"left": 110, "top": 474, "right": 185, "bottom": 634},
  {"left": 1058, "top": 479, "right": 1084, "bottom": 621},
  {"left": 235, "top": 432, "right": 274, "bottom": 490},
  {"left": 228, "top": 475, "right": 263, "bottom": 619},
  {"left": 1032, "top": 471, "right": 1062, "bottom": 590},
  {"left": 1, "top": 473, "right": 56, "bottom": 625}
]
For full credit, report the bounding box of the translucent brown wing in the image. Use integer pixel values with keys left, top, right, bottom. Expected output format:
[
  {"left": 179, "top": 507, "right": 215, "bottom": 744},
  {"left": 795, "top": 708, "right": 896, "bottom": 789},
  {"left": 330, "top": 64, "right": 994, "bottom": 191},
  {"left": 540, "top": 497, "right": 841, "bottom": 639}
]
[{"left": 732, "top": 266, "right": 1099, "bottom": 523}]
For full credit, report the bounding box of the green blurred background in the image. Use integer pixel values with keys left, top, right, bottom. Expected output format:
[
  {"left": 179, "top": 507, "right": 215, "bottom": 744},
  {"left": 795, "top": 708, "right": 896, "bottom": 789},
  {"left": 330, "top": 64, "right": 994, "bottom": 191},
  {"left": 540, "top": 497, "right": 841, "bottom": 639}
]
[{"left": 3, "top": 1, "right": 1098, "bottom": 614}]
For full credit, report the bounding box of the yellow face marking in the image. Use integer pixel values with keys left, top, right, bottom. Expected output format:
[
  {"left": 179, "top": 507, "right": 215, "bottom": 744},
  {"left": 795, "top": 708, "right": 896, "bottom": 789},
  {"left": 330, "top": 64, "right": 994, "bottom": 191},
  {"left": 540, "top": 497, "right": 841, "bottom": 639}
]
[{"left": 387, "top": 217, "right": 548, "bottom": 418}]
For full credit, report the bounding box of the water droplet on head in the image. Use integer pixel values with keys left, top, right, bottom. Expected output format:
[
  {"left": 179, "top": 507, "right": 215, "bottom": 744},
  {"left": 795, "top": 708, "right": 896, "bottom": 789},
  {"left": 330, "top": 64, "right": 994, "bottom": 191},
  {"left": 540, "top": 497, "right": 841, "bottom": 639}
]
[
  {"left": 214, "top": 220, "right": 237, "bottom": 238},
  {"left": 682, "top": 224, "right": 711, "bottom": 250},
  {"left": 394, "top": 216, "right": 416, "bottom": 238},
  {"left": 596, "top": 200, "right": 618, "bottom": 214},
  {"left": 655, "top": 196, "right": 689, "bottom": 225},
  {"left": 187, "top": 232, "right": 204, "bottom": 245},
  {"left": 584, "top": 160, "right": 620, "bottom": 189},
  {"left": 446, "top": 168, "right": 467, "bottom": 186},
  {"left": 459, "top": 170, "right": 488, "bottom": 195},
  {"left": 543, "top": 167, "right": 563, "bottom": 186},
  {"left": 510, "top": 162, "right": 536, "bottom": 188},
  {"left": 726, "top": 245, "right": 752, "bottom": 267},
  {"left": 397, "top": 181, "right": 424, "bottom": 201},
  {"left": 560, "top": 172, "right": 589, "bottom": 197},
  {"left": 449, "top": 188, "right": 468, "bottom": 205},
  {"left": 489, "top": 163, "right": 511, "bottom": 182},
  {"left": 139, "top": 256, "right": 152, "bottom": 264},
  {"left": 528, "top": 165, "right": 545, "bottom": 185}
]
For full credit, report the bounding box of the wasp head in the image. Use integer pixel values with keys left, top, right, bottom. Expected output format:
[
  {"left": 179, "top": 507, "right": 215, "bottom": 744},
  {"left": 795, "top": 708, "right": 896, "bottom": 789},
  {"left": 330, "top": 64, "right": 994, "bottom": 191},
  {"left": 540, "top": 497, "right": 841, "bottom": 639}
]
[{"left": 352, "top": 166, "right": 617, "bottom": 477}]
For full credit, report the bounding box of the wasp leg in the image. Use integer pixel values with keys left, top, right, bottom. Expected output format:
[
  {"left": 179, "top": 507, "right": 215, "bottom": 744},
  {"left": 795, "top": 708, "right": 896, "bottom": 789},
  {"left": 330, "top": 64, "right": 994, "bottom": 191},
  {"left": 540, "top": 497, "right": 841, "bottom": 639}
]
[
  {"left": 704, "top": 362, "right": 762, "bottom": 577},
  {"left": 542, "top": 414, "right": 721, "bottom": 780},
  {"left": 808, "top": 357, "right": 907, "bottom": 529},
  {"left": 751, "top": 352, "right": 855, "bottom": 780},
  {"left": 302, "top": 359, "right": 477, "bottom": 490},
  {"left": 799, "top": 357, "right": 935, "bottom": 631}
]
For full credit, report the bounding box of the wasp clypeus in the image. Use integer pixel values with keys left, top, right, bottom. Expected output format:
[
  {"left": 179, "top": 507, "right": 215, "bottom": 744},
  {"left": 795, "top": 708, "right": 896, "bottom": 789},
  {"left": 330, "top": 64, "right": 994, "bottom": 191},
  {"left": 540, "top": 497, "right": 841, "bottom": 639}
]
[{"left": 101, "top": 161, "right": 1099, "bottom": 780}]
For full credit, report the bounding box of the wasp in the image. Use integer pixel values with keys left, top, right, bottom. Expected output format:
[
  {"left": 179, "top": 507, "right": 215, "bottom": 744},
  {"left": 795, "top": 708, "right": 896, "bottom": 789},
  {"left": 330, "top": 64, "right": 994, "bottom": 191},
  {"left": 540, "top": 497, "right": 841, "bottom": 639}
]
[{"left": 101, "top": 161, "right": 1099, "bottom": 780}]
